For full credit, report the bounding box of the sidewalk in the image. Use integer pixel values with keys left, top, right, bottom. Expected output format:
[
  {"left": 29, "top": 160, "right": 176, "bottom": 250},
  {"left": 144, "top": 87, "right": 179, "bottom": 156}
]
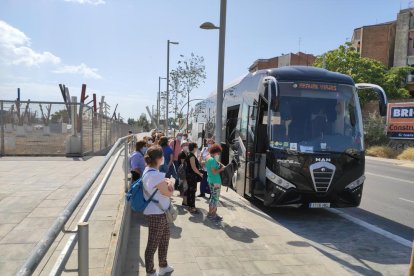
[
  {"left": 124, "top": 188, "right": 351, "bottom": 275},
  {"left": 0, "top": 156, "right": 103, "bottom": 275}
]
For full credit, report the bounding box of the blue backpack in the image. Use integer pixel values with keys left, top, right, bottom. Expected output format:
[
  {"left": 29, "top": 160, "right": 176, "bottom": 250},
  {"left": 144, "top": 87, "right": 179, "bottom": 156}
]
[{"left": 126, "top": 169, "right": 158, "bottom": 212}]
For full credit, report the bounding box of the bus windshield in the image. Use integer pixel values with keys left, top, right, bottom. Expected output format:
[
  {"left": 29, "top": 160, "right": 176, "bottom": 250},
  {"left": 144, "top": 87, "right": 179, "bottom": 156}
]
[{"left": 269, "top": 82, "right": 363, "bottom": 153}]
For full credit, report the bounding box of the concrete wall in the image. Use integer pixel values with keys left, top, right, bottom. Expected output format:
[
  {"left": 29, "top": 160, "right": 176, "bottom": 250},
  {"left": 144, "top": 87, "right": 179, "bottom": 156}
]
[{"left": 394, "top": 9, "right": 412, "bottom": 67}]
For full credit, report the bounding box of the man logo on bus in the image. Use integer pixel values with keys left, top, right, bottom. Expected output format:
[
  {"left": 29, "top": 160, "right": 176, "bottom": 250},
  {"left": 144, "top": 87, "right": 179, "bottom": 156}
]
[
  {"left": 315, "top": 158, "right": 331, "bottom": 162},
  {"left": 391, "top": 107, "right": 414, "bottom": 118}
]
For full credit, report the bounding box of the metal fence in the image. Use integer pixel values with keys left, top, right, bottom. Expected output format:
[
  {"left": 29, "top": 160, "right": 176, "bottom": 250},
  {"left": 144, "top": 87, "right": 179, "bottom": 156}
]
[{"left": 0, "top": 100, "right": 132, "bottom": 156}]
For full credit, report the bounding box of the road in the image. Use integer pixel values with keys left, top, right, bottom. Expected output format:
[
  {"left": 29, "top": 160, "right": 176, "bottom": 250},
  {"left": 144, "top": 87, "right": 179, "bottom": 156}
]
[{"left": 257, "top": 157, "right": 414, "bottom": 276}]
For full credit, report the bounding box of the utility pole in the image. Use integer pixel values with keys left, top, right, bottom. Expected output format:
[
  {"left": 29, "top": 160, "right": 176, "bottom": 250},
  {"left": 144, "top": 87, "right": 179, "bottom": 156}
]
[{"left": 165, "top": 40, "right": 179, "bottom": 133}]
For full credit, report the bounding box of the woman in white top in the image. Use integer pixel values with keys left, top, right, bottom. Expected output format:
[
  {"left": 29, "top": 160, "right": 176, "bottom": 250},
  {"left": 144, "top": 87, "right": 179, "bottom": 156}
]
[{"left": 142, "top": 146, "right": 175, "bottom": 276}]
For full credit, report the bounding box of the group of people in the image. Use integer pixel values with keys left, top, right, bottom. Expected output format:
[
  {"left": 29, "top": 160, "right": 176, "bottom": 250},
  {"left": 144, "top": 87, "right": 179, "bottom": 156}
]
[{"left": 128, "top": 131, "right": 226, "bottom": 276}]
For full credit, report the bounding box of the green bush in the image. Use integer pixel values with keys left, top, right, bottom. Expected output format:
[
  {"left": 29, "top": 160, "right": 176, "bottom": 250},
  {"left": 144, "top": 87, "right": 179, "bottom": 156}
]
[{"left": 363, "top": 113, "right": 389, "bottom": 147}]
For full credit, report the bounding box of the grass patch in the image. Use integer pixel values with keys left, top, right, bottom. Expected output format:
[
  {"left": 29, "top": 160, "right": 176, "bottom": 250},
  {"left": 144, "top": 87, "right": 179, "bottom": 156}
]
[
  {"left": 366, "top": 146, "right": 398, "bottom": 159},
  {"left": 397, "top": 148, "right": 414, "bottom": 161}
]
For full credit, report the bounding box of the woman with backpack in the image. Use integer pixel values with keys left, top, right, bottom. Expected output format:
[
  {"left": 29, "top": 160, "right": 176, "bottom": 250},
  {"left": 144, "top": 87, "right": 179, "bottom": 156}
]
[
  {"left": 198, "top": 139, "right": 213, "bottom": 198},
  {"left": 205, "top": 144, "right": 225, "bottom": 221},
  {"left": 142, "top": 146, "right": 175, "bottom": 276},
  {"left": 185, "top": 142, "right": 203, "bottom": 213}
]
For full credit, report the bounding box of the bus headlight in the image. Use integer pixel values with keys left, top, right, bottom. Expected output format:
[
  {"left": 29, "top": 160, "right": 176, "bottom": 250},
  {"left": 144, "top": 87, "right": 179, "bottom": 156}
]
[
  {"left": 345, "top": 175, "right": 366, "bottom": 190},
  {"left": 266, "top": 167, "right": 296, "bottom": 190}
]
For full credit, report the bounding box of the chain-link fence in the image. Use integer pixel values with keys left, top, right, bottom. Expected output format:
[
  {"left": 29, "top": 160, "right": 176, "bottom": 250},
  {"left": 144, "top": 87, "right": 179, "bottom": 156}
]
[{"left": 0, "top": 100, "right": 132, "bottom": 156}]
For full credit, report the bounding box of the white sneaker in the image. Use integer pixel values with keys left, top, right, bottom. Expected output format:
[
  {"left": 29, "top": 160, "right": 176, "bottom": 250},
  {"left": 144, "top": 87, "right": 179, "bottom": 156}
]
[
  {"left": 147, "top": 272, "right": 158, "bottom": 276},
  {"left": 159, "top": 265, "right": 174, "bottom": 275}
]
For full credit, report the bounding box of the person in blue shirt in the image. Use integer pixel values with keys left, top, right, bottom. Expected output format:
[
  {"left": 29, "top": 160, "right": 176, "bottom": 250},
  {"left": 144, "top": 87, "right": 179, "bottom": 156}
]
[
  {"left": 128, "top": 140, "right": 147, "bottom": 182},
  {"left": 159, "top": 136, "right": 174, "bottom": 177}
]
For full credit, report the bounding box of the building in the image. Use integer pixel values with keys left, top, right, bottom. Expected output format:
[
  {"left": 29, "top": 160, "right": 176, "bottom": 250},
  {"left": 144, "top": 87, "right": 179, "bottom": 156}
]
[
  {"left": 351, "top": 21, "right": 396, "bottom": 67},
  {"left": 393, "top": 8, "right": 414, "bottom": 67},
  {"left": 248, "top": 52, "right": 316, "bottom": 73}
]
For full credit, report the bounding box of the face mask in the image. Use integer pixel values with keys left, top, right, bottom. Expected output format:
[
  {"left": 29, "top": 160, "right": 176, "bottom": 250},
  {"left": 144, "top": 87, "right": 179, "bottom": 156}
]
[
  {"left": 183, "top": 146, "right": 189, "bottom": 152},
  {"left": 214, "top": 155, "right": 220, "bottom": 161},
  {"left": 207, "top": 144, "right": 212, "bottom": 148},
  {"left": 160, "top": 157, "right": 165, "bottom": 166},
  {"left": 141, "top": 147, "right": 147, "bottom": 153},
  {"left": 148, "top": 140, "right": 153, "bottom": 145},
  {"left": 177, "top": 136, "right": 182, "bottom": 141}
]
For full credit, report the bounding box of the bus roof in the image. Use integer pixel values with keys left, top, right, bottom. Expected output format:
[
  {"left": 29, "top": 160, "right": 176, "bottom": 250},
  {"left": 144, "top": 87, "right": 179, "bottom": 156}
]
[{"left": 265, "top": 66, "right": 355, "bottom": 85}]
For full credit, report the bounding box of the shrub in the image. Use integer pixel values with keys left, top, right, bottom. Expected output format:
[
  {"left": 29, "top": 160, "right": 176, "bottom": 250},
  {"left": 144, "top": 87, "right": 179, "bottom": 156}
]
[
  {"left": 366, "top": 146, "right": 398, "bottom": 159},
  {"left": 397, "top": 148, "right": 414, "bottom": 161},
  {"left": 363, "top": 113, "right": 389, "bottom": 147}
]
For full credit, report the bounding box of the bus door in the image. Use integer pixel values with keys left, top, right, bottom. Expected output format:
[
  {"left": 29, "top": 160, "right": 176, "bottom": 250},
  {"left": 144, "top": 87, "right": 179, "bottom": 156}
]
[{"left": 240, "top": 104, "right": 257, "bottom": 197}]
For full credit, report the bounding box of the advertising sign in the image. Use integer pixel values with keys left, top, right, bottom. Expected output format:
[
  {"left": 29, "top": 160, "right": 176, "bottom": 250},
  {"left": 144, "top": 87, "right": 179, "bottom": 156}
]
[{"left": 386, "top": 102, "right": 414, "bottom": 139}]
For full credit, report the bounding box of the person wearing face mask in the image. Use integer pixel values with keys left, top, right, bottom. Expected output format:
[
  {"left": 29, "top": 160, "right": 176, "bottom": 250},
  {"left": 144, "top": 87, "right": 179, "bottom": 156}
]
[
  {"left": 169, "top": 133, "right": 183, "bottom": 179},
  {"left": 142, "top": 146, "right": 175, "bottom": 276},
  {"left": 205, "top": 144, "right": 225, "bottom": 221},
  {"left": 185, "top": 142, "right": 203, "bottom": 213},
  {"left": 177, "top": 140, "right": 189, "bottom": 204},
  {"left": 159, "top": 136, "right": 173, "bottom": 177},
  {"left": 198, "top": 139, "right": 214, "bottom": 198},
  {"left": 128, "top": 140, "right": 147, "bottom": 183}
]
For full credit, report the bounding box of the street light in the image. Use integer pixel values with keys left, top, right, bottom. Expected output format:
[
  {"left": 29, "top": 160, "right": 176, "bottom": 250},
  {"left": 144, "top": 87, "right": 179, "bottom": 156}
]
[
  {"left": 165, "top": 40, "right": 179, "bottom": 134},
  {"left": 158, "top": 76, "right": 166, "bottom": 129},
  {"left": 200, "top": 0, "right": 227, "bottom": 144}
]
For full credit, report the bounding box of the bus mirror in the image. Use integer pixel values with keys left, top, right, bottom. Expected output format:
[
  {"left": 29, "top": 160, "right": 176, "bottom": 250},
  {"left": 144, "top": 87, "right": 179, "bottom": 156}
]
[{"left": 355, "top": 83, "right": 388, "bottom": 116}]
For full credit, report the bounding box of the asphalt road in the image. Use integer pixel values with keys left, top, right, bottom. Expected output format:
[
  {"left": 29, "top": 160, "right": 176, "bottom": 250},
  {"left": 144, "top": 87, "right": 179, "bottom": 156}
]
[{"left": 256, "top": 157, "right": 414, "bottom": 276}]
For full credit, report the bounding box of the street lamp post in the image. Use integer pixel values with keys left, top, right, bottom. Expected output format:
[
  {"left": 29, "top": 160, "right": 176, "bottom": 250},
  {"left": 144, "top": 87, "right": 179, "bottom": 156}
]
[
  {"left": 165, "top": 40, "right": 179, "bottom": 134},
  {"left": 158, "top": 76, "right": 166, "bottom": 129},
  {"left": 200, "top": 0, "right": 227, "bottom": 144}
]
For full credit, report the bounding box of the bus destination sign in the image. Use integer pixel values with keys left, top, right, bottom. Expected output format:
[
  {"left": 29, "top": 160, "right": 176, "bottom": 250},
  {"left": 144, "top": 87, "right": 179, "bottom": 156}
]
[{"left": 293, "top": 82, "right": 337, "bottom": 91}]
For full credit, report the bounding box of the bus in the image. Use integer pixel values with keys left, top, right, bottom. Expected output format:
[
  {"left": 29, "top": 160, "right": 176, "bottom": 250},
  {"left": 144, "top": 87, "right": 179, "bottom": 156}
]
[{"left": 192, "top": 66, "right": 387, "bottom": 208}]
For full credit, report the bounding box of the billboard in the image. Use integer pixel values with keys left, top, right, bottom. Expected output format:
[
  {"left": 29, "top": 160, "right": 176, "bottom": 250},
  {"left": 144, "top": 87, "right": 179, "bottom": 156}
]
[{"left": 386, "top": 102, "right": 414, "bottom": 139}]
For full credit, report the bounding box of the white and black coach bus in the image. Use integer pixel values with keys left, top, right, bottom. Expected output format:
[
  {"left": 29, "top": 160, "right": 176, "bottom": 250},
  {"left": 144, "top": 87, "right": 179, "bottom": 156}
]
[{"left": 191, "top": 66, "right": 387, "bottom": 208}]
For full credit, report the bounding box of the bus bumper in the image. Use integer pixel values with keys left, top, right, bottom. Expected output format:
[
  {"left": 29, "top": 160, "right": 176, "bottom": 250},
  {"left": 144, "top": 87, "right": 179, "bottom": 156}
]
[{"left": 263, "top": 179, "right": 363, "bottom": 208}]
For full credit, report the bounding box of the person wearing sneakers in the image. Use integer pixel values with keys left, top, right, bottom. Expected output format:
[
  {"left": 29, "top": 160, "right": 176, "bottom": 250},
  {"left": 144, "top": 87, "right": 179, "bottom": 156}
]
[
  {"left": 205, "top": 144, "right": 225, "bottom": 221},
  {"left": 142, "top": 146, "right": 175, "bottom": 276}
]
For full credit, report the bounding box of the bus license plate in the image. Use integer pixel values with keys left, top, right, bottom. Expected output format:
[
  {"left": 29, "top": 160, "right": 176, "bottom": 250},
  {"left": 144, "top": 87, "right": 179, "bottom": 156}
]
[{"left": 309, "top": 202, "right": 330, "bottom": 208}]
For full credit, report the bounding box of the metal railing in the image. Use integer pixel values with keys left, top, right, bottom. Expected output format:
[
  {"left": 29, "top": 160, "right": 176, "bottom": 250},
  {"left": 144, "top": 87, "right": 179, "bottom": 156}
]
[{"left": 16, "top": 135, "right": 135, "bottom": 276}]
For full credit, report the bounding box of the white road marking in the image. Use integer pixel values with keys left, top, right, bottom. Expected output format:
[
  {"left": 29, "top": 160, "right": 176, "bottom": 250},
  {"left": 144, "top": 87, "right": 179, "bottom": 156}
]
[
  {"left": 399, "top": 197, "right": 414, "bottom": 204},
  {"left": 327, "top": 208, "right": 412, "bottom": 248},
  {"left": 365, "top": 172, "right": 414, "bottom": 184}
]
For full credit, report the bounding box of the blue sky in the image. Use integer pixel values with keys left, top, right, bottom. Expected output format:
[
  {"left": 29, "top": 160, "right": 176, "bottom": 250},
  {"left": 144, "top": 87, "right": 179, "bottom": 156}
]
[{"left": 0, "top": 0, "right": 410, "bottom": 120}]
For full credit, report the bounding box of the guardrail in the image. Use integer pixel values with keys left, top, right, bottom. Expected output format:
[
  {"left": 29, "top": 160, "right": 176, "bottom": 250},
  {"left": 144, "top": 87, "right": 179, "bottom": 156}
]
[{"left": 16, "top": 134, "right": 135, "bottom": 276}]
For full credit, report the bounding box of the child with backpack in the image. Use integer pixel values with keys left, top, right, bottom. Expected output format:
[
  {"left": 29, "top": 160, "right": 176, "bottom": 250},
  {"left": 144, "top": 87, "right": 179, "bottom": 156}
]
[{"left": 142, "top": 146, "right": 175, "bottom": 276}]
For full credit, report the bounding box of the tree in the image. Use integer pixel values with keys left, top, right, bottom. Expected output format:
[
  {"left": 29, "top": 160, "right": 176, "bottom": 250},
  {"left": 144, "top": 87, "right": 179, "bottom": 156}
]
[
  {"left": 314, "top": 43, "right": 411, "bottom": 105},
  {"left": 170, "top": 53, "right": 206, "bottom": 132},
  {"left": 136, "top": 113, "right": 150, "bottom": 132},
  {"left": 51, "top": 109, "right": 69, "bottom": 123},
  {"left": 127, "top": 118, "right": 136, "bottom": 126}
]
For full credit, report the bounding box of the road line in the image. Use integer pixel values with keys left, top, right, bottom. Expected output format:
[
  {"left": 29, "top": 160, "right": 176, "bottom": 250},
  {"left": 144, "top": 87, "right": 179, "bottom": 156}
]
[
  {"left": 399, "top": 197, "right": 414, "bottom": 204},
  {"left": 327, "top": 208, "right": 412, "bottom": 248},
  {"left": 365, "top": 172, "right": 414, "bottom": 184}
]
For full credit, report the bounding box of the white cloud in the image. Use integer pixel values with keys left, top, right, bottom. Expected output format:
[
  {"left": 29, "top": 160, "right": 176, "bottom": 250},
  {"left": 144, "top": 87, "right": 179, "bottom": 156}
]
[
  {"left": 0, "top": 20, "right": 61, "bottom": 66},
  {"left": 54, "top": 63, "right": 102, "bottom": 79},
  {"left": 64, "top": 0, "right": 106, "bottom": 5},
  {"left": 0, "top": 20, "right": 102, "bottom": 79}
]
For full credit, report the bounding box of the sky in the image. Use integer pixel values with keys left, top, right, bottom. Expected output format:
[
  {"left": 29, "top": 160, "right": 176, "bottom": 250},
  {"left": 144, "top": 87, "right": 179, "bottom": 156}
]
[{"left": 0, "top": 0, "right": 411, "bottom": 120}]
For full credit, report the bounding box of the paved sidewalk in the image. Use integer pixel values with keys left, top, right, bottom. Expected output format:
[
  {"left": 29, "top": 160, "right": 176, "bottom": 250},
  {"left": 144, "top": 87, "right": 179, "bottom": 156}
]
[
  {"left": 0, "top": 156, "right": 103, "bottom": 275},
  {"left": 124, "top": 188, "right": 351, "bottom": 275}
]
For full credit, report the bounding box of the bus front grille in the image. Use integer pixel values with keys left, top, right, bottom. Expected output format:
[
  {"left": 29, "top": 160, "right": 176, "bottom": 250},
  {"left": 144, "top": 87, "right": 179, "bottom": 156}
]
[{"left": 309, "top": 162, "right": 336, "bottom": 193}]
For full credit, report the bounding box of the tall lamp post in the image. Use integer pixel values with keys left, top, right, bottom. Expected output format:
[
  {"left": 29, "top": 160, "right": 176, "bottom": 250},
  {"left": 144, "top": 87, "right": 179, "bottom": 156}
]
[
  {"left": 200, "top": 0, "right": 227, "bottom": 144},
  {"left": 165, "top": 40, "right": 179, "bottom": 134},
  {"left": 158, "top": 76, "right": 166, "bottom": 129}
]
